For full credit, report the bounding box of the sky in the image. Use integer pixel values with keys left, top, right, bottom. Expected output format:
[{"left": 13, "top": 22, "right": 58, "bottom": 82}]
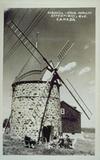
[{"left": 3, "top": 8, "right": 95, "bottom": 128}]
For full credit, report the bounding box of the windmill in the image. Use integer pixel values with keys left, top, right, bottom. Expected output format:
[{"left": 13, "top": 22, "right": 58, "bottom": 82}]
[{"left": 5, "top": 20, "right": 92, "bottom": 142}]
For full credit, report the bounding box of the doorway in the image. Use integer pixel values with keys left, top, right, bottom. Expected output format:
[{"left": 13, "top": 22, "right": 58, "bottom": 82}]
[{"left": 42, "top": 125, "right": 53, "bottom": 142}]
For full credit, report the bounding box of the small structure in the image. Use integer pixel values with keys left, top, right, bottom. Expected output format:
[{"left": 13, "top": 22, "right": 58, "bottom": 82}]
[{"left": 60, "top": 101, "right": 81, "bottom": 133}]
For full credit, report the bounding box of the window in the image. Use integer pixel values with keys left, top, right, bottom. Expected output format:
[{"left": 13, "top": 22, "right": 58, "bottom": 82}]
[{"left": 61, "top": 108, "right": 65, "bottom": 115}]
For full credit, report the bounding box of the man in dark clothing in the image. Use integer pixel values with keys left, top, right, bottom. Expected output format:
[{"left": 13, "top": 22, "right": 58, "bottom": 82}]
[
  {"left": 65, "top": 135, "right": 73, "bottom": 149},
  {"left": 42, "top": 126, "right": 51, "bottom": 142},
  {"left": 58, "top": 135, "right": 65, "bottom": 148}
]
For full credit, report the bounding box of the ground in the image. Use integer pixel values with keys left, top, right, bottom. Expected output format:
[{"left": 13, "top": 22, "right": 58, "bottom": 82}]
[{"left": 3, "top": 130, "right": 95, "bottom": 155}]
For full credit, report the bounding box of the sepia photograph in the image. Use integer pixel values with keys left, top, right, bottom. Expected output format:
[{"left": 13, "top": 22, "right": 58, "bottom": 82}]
[{"left": 3, "top": 7, "right": 95, "bottom": 155}]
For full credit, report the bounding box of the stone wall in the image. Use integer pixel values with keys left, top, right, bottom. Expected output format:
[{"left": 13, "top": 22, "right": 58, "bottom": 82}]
[{"left": 10, "top": 81, "right": 61, "bottom": 140}]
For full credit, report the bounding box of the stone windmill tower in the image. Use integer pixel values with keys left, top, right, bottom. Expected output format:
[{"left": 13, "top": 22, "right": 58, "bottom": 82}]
[{"left": 6, "top": 20, "right": 92, "bottom": 142}]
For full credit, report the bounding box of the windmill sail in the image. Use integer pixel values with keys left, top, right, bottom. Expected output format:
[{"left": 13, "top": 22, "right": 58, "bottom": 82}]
[
  {"left": 56, "top": 40, "right": 74, "bottom": 69},
  {"left": 66, "top": 78, "right": 93, "bottom": 116},
  {"left": 7, "top": 20, "right": 53, "bottom": 72},
  {"left": 4, "top": 9, "right": 48, "bottom": 62},
  {"left": 56, "top": 72, "right": 91, "bottom": 120}
]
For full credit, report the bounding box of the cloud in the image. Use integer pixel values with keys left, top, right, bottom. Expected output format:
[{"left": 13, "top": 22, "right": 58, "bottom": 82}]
[
  {"left": 84, "top": 44, "right": 89, "bottom": 50},
  {"left": 84, "top": 40, "right": 95, "bottom": 50},
  {"left": 79, "top": 67, "right": 91, "bottom": 75},
  {"left": 89, "top": 80, "right": 95, "bottom": 85},
  {"left": 91, "top": 40, "right": 95, "bottom": 44},
  {"left": 88, "top": 86, "right": 95, "bottom": 94},
  {"left": 59, "top": 62, "right": 77, "bottom": 73}
]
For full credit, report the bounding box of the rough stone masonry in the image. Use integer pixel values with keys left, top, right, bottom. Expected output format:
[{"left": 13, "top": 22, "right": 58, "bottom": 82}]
[{"left": 10, "top": 81, "right": 62, "bottom": 141}]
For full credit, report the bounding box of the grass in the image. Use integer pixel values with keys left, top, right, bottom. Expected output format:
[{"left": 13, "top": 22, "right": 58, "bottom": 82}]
[{"left": 3, "top": 131, "right": 95, "bottom": 155}]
